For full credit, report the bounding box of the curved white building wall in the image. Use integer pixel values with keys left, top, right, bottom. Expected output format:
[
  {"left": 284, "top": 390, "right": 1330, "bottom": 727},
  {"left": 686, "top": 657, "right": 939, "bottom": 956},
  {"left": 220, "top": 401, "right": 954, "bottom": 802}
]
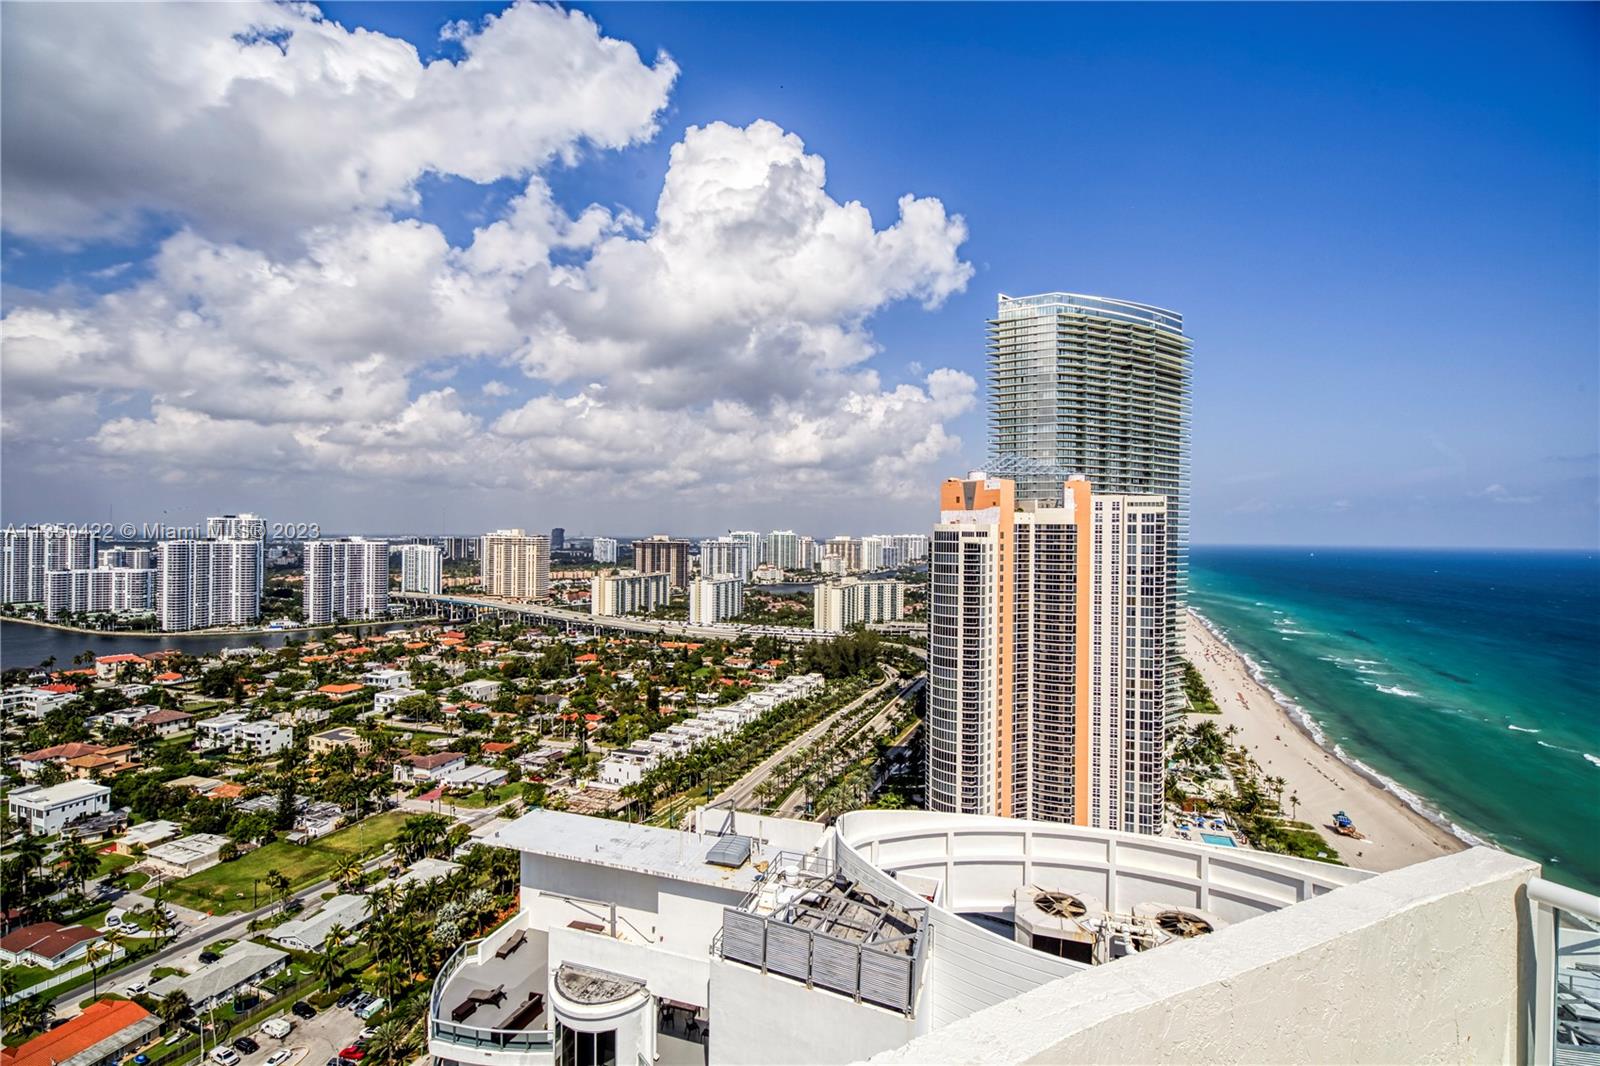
[{"left": 832, "top": 811, "right": 1370, "bottom": 1027}]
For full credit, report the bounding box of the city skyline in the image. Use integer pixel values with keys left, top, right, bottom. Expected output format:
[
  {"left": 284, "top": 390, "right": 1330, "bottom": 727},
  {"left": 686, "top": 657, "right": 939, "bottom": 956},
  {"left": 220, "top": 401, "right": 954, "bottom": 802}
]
[{"left": 2, "top": 3, "right": 1596, "bottom": 548}]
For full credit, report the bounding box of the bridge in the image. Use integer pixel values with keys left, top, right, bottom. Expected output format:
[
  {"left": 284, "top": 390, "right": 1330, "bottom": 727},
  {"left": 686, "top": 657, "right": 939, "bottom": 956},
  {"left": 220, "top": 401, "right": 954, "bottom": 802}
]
[{"left": 390, "top": 591, "right": 906, "bottom": 645}]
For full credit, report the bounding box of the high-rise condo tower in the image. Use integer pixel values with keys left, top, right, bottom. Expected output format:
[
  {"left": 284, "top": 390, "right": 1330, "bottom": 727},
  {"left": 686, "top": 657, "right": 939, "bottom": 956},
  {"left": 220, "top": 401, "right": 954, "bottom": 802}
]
[{"left": 987, "top": 293, "right": 1190, "bottom": 718}]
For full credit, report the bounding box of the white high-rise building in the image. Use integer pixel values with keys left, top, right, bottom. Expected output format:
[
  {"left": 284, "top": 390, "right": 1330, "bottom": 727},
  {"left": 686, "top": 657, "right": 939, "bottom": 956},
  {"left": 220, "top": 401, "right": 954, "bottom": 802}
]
[
  {"left": 889, "top": 533, "right": 930, "bottom": 564},
  {"left": 398, "top": 544, "right": 442, "bottom": 594},
  {"left": 1088, "top": 493, "right": 1169, "bottom": 835},
  {"left": 44, "top": 565, "right": 155, "bottom": 620},
  {"left": 688, "top": 574, "right": 744, "bottom": 626},
  {"left": 698, "top": 538, "right": 752, "bottom": 581},
  {"left": 825, "top": 536, "right": 861, "bottom": 572},
  {"left": 729, "top": 530, "right": 764, "bottom": 567},
  {"left": 813, "top": 577, "right": 904, "bottom": 633},
  {"left": 765, "top": 530, "right": 800, "bottom": 571},
  {"left": 480, "top": 529, "right": 550, "bottom": 600},
  {"left": 303, "top": 538, "right": 390, "bottom": 624},
  {"left": 98, "top": 547, "right": 152, "bottom": 569},
  {"left": 591, "top": 571, "right": 670, "bottom": 617},
  {"left": 206, "top": 513, "right": 267, "bottom": 541},
  {"left": 155, "top": 538, "right": 261, "bottom": 631},
  {"left": 3, "top": 525, "right": 97, "bottom": 603},
  {"left": 592, "top": 537, "right": 619, "bottom": 564}
]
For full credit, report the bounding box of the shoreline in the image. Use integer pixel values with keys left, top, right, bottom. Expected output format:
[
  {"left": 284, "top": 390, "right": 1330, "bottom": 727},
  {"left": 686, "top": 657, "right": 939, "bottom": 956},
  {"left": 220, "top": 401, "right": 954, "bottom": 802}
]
[
  {"left": 1185, "top": 608, "right": 1468, "bottom": 873},
  {"left": 0, "top": 614, "right": 439, "bottom": 640}
]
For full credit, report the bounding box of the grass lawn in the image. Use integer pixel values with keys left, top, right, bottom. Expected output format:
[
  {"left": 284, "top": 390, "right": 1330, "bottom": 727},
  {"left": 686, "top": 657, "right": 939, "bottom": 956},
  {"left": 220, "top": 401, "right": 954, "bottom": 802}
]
[
  {"left": 163, "top": 812, "right": 410, "bottom": 914},
  {"left": 446, "top": 783, "right": 519, "bottom": 809},
  {"left": 98, "top": 851, "right": 136, "bottom": 877}
]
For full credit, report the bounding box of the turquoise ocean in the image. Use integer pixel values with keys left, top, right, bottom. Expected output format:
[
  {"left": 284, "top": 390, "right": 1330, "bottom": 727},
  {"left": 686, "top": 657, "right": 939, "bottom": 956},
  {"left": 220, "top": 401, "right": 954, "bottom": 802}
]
[{"left": 1189, "top": 546, "right": 1600, "bottom": 894}]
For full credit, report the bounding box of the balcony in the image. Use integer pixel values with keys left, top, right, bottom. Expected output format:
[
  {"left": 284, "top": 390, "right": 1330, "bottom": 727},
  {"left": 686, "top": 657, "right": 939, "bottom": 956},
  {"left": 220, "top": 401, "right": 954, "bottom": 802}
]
[{"left": 428, "top": 913, "right": 553, "bottom": 1066}]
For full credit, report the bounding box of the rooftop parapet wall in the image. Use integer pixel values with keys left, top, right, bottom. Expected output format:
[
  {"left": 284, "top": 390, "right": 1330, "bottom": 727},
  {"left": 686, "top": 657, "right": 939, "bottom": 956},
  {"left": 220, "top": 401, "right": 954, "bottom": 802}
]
[{"left": 864, "top": 846, "right": 1535, "bottom": 1065}]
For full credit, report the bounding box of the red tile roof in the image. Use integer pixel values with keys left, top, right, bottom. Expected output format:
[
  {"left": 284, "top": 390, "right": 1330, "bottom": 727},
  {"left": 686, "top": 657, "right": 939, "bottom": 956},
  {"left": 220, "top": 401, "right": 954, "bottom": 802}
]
[
  {"left": 37, "top": 683, "right": 77, "bottom": 694},
  {"left": 317, "top": 683, "right": 366, "bottom": 694},
  {"left": 482, "top": 742, "right": 514, "bottom": 754},
  {"left": 95, "top": 654, "right": 148, "bottom": 664},
  {"left": 404, "top": 752, "right": 466, "bottom": 770},
  {"left": 153, "top": 672, "right": 185, "bottom": 682},
  {"left": 20, "top": 742, "right": 106, "bottom": 762},
  {"left": 138, "top": 709, "right": 194, "bottom": 725},
  {"left": 0, "top": 998, "right": 154, "bottom": 1066}
]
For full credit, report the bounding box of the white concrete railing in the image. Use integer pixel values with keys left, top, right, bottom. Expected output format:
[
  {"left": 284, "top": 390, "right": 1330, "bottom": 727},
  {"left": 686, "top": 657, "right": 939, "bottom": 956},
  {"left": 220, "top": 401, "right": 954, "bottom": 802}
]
[{"left": 1527, "top": 876, "right": 1600, "bottom": 1065}]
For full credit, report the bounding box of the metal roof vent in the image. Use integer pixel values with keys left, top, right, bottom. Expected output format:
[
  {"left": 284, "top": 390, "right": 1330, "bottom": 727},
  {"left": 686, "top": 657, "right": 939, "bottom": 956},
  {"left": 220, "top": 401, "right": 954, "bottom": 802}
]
[
  {"left": 1035, "top": 891, "right": 1088, "bottom": 919},
  {"left": 705, "top": 834, "right": 752, "bottom": 868},
  {"left": 1154, "top": 909, "right": 1214, "bottom": 938}
]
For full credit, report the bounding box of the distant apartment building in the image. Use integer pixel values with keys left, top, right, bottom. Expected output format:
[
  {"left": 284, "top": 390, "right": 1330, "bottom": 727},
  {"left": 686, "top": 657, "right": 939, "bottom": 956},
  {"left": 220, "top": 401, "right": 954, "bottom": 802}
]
[
  {"left": 441, "top": 535, "right": 479, "bottom": 561},
  {"left": 591, "top": 570, "right": 671, "bottom": 617},
  {"left": 698, "top": 537, "right": 752, "bottom": 581},
  {"left": 591, "top": 536, "right": 618, "bottom": 564},
  {"left": 889, "top": 533, "right": 930, "bottom": 564},
  {"left": 3, "top": 525, "right": 97, "bottom": 604},
  {"left": 825, "top": 536, "right": 862, "bottom": 572},
  {"left": 764, "top": 530, "right": 801, "bottom": 571},
  {"left": 303, "top": 538, "right": 390, "bottom": 624},
  {"left": 688, "top": 575, "right": 744, "bottom": 625},
  {"left": 206, "top": 513, "right": 266, "bottom": 540},
  {"left": 813, "top": 576, "right": 904, "bottom": 632},
  {"left": 633, "top": 535, "right": 690, "bottom": 591},
  {"left": 729, "top": 530, "right": 765, "bottom": 568},
  {"left": 155, "top": 531, "right": 263, "bottom": 632},
  {"left": 398, "top": 543, "right": 443, "bottom": 594},
  {"left": 44, "top": 564, "right": 155, "bottom": 620},
  {"left": 927, "top": 472, "right": 1168, "bottom": 834},
  {"left": 98, "top": 547, "right": 151, "bottom": 568},
  {"left": 550, "top": 527, "right": 565, "bottom": 551},
  {"left": 798, "top": 535, "right": 820, "bottom": 571},
  {"left": 859, "top": 535, "right": 905, "bottom": 572},
  {"left": 481, "top": 529, "right": 551, "bottom": 600}
]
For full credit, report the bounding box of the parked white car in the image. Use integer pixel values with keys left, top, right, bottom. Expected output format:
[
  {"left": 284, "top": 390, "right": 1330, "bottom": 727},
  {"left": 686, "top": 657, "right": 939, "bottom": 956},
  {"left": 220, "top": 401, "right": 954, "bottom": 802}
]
[
  {"left": 209, "top": 1049, "right": 240, "bottom": 1066},
  {"left": 265, "top": 1051, "right": 292, "bottom": 1066}
]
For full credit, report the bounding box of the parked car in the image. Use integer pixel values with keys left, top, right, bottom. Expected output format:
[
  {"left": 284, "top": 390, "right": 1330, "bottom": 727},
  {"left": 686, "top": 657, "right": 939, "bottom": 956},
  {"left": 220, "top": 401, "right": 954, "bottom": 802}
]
[
  {"left": 258, "top": 1018, "right": 293, "bottom": 1040},
  {"left": 335, "top": 991, "right": 360, "bottom": 1009},
  {"left": 231, "top": 1037, "right": 259, "bottom": 1054},
  {"left": 123, "top": 981, "right": 146, "bottom": 996},
  {"left": 355, "top": 998, "right": 385, "bottom": 1020},
  {"left": 199, "top": 951, "right": 221, "bottom": 965},
  {"left": 209, "top": 1050, "right": 240, "bottom": 1066},
  {"left": 265, "top": 1051, "right": 292, "bottom": 1066},
  {"left": 105, "top": 910, "right": 124, "bottom": 928},
  {"left": 338, "top": 1048, "right": 365, "bottom": 1061},
  {"left": 291, "top": 1001, "right": 316, "bottom": 1019}
]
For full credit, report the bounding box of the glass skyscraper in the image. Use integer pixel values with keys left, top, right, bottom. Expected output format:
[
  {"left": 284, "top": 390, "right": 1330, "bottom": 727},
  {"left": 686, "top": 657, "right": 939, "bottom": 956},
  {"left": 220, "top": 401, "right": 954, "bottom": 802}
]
[{"left": 987, "top": 292, "right": 1191, "bottom": 716}]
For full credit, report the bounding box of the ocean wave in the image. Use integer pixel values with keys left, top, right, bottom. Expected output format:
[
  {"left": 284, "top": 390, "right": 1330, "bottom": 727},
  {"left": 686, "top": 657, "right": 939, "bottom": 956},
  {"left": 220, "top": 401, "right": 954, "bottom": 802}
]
[
  {"left": 1187, "top": 607, "right": 1486, "bottom": 848},
  {"left": 1507, "top": 724, "right": 1541, "bottom": 734},
  {"left": 1365, "top": 682, "right": 1423, "bottom": 699},
  {"left": 1586, "top": 753, "right": 1600, "bottom": 769},
  {"left": 1275, "top": 628, "right": 1310, "bottom": 636},
  {"left": 1352, "top": 658, "right": 1381, "bottom": 666},
  {"left": 1537, "top": 739, "right": 1581, "bottom": 754}
]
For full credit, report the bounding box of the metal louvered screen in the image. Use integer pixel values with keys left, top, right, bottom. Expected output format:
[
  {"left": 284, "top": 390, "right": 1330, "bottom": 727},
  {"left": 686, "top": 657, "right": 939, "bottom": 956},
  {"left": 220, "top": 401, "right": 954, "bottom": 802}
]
[
  {"left": 859, "top": 948, "right": 914, "bottom": 1012},
  {"left": 720, "top": 909, "right": 766, "bottom": 970},
  {"left": 764, "top": 923, "right": 811, "bottom": 982},
  {"left": 810, "top": 934, "right": 860, "bottom": 997}
]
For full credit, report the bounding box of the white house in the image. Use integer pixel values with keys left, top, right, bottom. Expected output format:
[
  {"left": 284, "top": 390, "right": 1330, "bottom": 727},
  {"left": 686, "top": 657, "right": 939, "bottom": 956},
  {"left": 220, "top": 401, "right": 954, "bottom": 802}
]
[
  {"left": 0, "top": 922, "right": 106, "bottom": 970},
  {"left": 233, "top": 720, "right": 293, "bottom": 756},
  {"left": 144, "top": 833, "right": 231, "bottom": 877},
  {"left": 7, "top": 781, "right": 112, "bottom": 834},
  {"left": 194, "top": 712, "right": 247, "bottom": 748},
  {"left": 267, "top": 893, "right": 368, "bottom": 951},
  {"left": 374, "top": 686, "right": 427, "bottom": 716},
  {"left": 147, "top": 940, "right": 288, "bottom": 1010},
  {"left": 364, "top": 668, "right": 412, "bottom": 690},
  {"left": 456, "top": 679, "right": 503, "bottom": 703}
]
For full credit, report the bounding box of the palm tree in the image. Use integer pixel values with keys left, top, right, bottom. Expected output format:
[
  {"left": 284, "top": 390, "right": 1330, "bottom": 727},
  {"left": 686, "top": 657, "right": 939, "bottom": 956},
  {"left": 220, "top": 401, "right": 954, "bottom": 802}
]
[
  {"left": 157, "top": 990, "right": 192, "bottom": 1030},
  {"left": 61, "top": 839, "right": 100, "bottom": 895},
  {"left": 335, "top": 856, "right": 364, "bottom": 891},
  {"left": 265, "top": 869, "right": 291, "bottom": 913},
  {"left": 1288, "top": 791, "right": 1301, "bottom": 821},
  {"left": 378, "top": 956, "right": 409, "bottom": 1002},
  {"left": 13, "top": 994, "right": 57, "bottom": 1036},
  {"left": 364, "top": 1020, "right": 420, "bottom": 1066},
  {"left": 314, "top": 937, "right": 346, "bottom": 992},
  {"left": 86, "top": 938, "right": 114, "bottom": 998}
]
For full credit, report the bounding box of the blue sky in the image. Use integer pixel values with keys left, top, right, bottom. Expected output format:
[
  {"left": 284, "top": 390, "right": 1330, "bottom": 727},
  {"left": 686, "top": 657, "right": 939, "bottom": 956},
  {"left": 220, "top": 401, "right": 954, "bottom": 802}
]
[{"left": 2, "top": 2, "right": 1595, "bottom": 546}]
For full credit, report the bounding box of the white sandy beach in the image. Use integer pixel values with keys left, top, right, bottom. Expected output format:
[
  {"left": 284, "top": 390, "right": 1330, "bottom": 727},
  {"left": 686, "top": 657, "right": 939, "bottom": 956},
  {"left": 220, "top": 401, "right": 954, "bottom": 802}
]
[{"left": 1185, "top": 611, "right": 1465, "bottom": 873}]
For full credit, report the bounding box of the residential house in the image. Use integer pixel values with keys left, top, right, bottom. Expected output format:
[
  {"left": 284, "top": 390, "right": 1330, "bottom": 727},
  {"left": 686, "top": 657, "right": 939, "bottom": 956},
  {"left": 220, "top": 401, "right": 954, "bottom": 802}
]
[
  {"left": 137, "top": 709, "right": 195, "bottom": 737},
  {"left": 374, "top": 687, "right": 426, "bottom": 716},
  {"left": 266, "top": 894, "right": 367, "bottom": 952},
  {"left": 146, "top": 940, "right": 287, "bottom": 1010},
  {"left": 0, "top": 922, "right": 104, "bottom": 970},
  {"left": 7, "top": 782, "right": 113, "bottom": 834},
  {"left": 143, "top": 833, "right": 230, "bottom": 877},
  {"left": 392, "top": 751, "right": 467, "bottom": 784},
  {"left": 115, "top": 819, "right": 181, "bottom": 854},
  {"left": 309, "top": 727, "right": 371, "bottom": 756},
  {"left": 93, "top": 654, "right": 149, "bottom": 680},
  {"left": 316, "top": 683, "right": 367, "bottom": 702},
  {"left": 0, "top": 999, "right": 160, "bottom": 1066}
]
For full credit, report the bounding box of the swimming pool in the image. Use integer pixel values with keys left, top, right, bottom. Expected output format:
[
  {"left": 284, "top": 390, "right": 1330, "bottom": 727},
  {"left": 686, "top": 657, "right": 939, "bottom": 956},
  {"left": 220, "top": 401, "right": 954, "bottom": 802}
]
[{"left": 1200, "top": 833, "right": 1237, "bottom": 847}]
